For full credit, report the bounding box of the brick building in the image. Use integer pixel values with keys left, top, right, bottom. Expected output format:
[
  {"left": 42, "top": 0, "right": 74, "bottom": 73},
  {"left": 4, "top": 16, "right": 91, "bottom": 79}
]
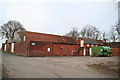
[{"left": 2, "top": 31, "right": 103, "bottom": 57}]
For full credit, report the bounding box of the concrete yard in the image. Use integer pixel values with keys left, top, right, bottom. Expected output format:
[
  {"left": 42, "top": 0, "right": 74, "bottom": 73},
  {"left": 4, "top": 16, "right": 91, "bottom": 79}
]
[{"left": 1, "top": 50, "right": 118, "bottom": 78}]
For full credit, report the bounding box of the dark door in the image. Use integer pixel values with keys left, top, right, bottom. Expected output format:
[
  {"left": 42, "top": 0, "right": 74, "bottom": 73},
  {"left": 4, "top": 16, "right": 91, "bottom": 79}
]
[{"left": 86, "top": 48, "right": 90, "bottom": 56}]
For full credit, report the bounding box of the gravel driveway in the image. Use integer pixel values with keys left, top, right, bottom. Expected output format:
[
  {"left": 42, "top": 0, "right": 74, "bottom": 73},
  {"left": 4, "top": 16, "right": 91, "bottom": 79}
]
[{"left": 2, "top": 50, "right": 118, "bottom": 78}]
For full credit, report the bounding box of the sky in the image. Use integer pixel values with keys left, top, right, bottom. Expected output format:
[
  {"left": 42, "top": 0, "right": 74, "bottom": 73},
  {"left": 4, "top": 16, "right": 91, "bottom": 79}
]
[
  {"left": 0, "top": 0, "right": 119, "bottom": 35},
  {"left": 0, "top": 0, "right": 119, "bottom": 41}
]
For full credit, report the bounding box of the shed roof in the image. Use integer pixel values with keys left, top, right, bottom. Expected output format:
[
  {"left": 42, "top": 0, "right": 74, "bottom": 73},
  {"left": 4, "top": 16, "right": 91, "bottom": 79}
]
[
  {"left": 77, "top": 37, "right": 98, "bottom": 44},
  {"left": 84, "top": 38, "right": 98, "bottom": 44},
  {"left": 24, "top": 31, "right": 78, "bottom": 44},
  {"left": 95, "top": 40, "right": 103, "bottom": 45}
]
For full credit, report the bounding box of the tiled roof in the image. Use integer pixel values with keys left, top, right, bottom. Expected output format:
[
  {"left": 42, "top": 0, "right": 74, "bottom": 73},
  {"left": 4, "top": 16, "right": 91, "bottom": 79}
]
[
  {"left": 76, "top": 37, "right": 99, "bottom": 44},
  {"left": 82, "top": 38, "right": 98, "bottom": 44},
  {"left": 25, "top": 31, "right": 78, "bottom": 44}
]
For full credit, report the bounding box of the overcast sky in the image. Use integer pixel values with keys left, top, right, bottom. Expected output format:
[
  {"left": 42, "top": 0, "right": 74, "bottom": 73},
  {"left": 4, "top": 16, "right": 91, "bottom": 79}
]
[{"left": 0, "top": 0, "right": 119, "bottom": 36}]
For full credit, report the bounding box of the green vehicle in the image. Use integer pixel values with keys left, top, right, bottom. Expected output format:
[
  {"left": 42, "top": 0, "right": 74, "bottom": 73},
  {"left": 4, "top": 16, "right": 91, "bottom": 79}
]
[{"left": 92, "top": 46, "right": 112, "bottom": 57}]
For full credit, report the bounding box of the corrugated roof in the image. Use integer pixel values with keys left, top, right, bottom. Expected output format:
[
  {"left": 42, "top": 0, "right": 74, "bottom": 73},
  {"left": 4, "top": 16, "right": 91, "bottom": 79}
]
[
  {"left": 25, "top": 31, "right": 78, "bottom": 44},
  {"left": 76, "top": 37, "right": 98, "bottom": 44},
  {"left": 84, "top": 38, "right": 98, "bottom": 44},
  {"left": 95, "top": 40, "right": 103, "bottom": 45}
]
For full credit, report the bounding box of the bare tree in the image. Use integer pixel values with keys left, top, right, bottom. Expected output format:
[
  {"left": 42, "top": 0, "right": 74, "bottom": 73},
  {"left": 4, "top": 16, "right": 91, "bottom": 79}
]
[
  {"left": 102, "top": 32, "right": 107, "bottom": 42},
  {"left": 102, "top": 32, "right": 111, "bottom": 43},
  {"left": 65, "top": 27, "right": 80, "bottom": 37},
  {"left": 112, "top": 1, "right": 120, "bottom": 42},
  {"left": 92, "top": 30, "right": 101, "bottom": 40},
  {"left": 80, "top": 25, "right": 101, "bottom": 40},
  {"left": 0, "top": 20, "right": 26, "bottom": 42},
  {"left": 112, "top": 21, "right": 120, "bottom": 42},
  {"left": 113, "top": 21, "right": 120, "bottom": 34},
  {"left": 108, "top": 28, "right": 118, "bottom": 42}
]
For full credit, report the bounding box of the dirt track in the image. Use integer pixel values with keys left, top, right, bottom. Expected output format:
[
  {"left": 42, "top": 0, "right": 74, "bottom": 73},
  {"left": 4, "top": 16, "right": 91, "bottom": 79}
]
[{"left": 2, "top": 50, "right": 118, "bottom": 78}]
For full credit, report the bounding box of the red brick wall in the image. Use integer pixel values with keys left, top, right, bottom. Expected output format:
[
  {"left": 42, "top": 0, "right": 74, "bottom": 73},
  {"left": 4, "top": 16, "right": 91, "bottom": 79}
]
[
  {"left": 29, "top": 41, "right": 53, "bottom": 56},
  {"left": 63, "top": 45, "right": 79, "bottom": 56},
  {"left": 53, "top": 44, "right": 63, "bottom": 56},
  {"left": 53, "top": 44, "right": 80, "bottom": 56},
  {"left": 11, "top": 32, "right": 30, "bottom": 56},
  {"left": 2, "top": 35, "right": 29, "bottom": 56},
  {"left": 14, "top": 41, "right": 28, "bottom": 56},
  {"left": 24, "top": 32, "right": 77, "bottom": 44},
  {"left": 112, "top": 48, "right": 120, "bottom": 56},
  {"left": 12, "top": 37, "right": 29, "bottom": 56}
]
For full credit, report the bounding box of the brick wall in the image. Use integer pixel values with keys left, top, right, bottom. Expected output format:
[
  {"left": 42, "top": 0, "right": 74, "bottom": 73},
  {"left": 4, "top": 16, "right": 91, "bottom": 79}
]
[
  {"left": 29, "top": 41, "right": 52, "bottom": 56},
  {"left": 112, "top": 48, "right": 120, "bottom": 56},
  {"left": 14, "top": 41, "right": 28, "bottom": 56},
  {"left": 52, "top": 44, "right": 80, "bottom": 56}
]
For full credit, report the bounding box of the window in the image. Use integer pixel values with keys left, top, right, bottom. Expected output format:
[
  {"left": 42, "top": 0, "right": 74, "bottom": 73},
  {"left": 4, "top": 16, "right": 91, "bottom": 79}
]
[
  {"left": 80, "top": 40, "right": 84, "bottom": 47},
  {"left": 4, "top": 44, "right": 6, "bottom": 51},
  {"left": 11, "top": 43, "right": 14, "bottom": 53},
  {"left": 23, "top": 36, "right": 26, "bottom": 41},
  {"left": 47, "top": 48, "right": 50, "bottom": 52}
]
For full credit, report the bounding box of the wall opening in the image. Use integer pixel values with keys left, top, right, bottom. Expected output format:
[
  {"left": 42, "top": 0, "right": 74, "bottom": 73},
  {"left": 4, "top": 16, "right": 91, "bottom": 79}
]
[
  {"left": 4, "top": 44, "right": 6, "bottom": 51},
  {"left": 11, "top": 43, "right": 14, "bottom": 53},
  {"left": 23, "top": 36, "right": 26, "bottom": 41},
  {"left": 89, "top": 48, "right": 92, "bottom": 55},
  {"left": 81, "top": 40, "right": 84, "bottom": 47},
  {"left": 47, "top": 48, "right": 51, "bottom": 52}
]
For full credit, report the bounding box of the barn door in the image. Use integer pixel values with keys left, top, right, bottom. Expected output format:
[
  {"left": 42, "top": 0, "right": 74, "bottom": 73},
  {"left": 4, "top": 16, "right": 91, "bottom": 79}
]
[{"left": 86, "top": 48, "right": 89, "bottom": 56}]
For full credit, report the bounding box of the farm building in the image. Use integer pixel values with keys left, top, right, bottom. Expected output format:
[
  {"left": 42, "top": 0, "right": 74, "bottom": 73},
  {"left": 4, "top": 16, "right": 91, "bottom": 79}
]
[{"left": 2, "top": 31, "right": 103, "bottom": 57}]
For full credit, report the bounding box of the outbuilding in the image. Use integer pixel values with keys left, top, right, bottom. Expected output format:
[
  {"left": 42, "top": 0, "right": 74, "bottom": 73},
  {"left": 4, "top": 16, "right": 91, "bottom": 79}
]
[{"left": 2, "top": 31, "right": 102, "bottom": 57}]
